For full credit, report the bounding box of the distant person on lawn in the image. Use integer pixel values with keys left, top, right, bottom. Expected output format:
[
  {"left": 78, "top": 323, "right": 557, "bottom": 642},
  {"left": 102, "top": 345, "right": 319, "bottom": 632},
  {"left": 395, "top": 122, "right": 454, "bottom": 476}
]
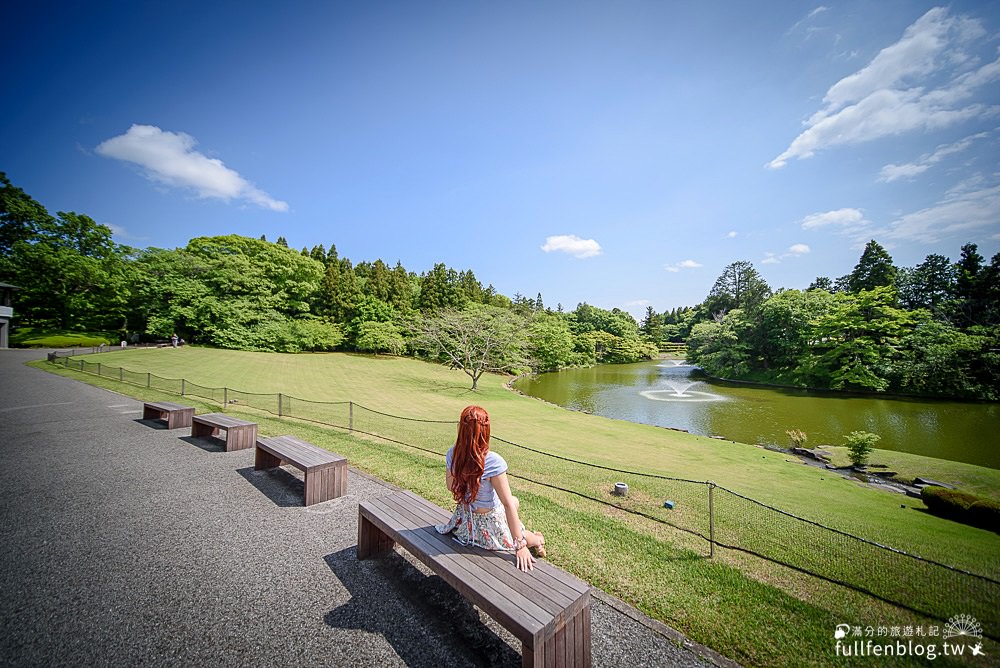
[{"left": 436, "top": 405, "right": 546, "bottom": 571}]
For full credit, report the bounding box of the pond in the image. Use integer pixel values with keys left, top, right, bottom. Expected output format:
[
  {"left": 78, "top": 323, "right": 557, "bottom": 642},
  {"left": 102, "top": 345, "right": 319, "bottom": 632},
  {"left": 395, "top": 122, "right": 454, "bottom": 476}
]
[{"left": 513, "top": 360, "right": 1000, "bottom": 470}]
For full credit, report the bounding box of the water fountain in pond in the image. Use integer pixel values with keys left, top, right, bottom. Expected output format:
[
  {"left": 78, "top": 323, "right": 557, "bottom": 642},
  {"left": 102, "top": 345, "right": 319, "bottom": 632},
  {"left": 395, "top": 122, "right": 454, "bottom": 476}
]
[
  {"left": 657, "top": 359, "right": 692, "bottom": 368},
  {"left": 665, "top": 380, "right": 696, "bottom": 396},
  {"left": 639, "top": 379, "right": 725, "bottom": 403}
]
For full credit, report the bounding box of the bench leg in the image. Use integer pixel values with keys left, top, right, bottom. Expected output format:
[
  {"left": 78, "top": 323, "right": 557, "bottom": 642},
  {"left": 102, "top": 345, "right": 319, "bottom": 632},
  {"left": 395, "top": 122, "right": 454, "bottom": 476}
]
[
  {"left": 164, "top": 409, "right": 187, "bottom": 429},
  {"left": 167, "top": 408, "right": 194, "bottom": 429},
  {"left": 142, "top": 405, "right": 158, "bottom": 421},
  {"left": 225, "top": 425, "right": 257, "bottom": 451},
  {"left": 303, "top": 462, "right": 347, "bottom": 506},
  {"left": 255, "top": 446, "right": 282, "bottom": 471},
  {"left": 522, "top": 603, "right": 591, "bottom": 668},
  {"left": 191, "top": 421, "right": 216, "bottom": 439},
  {"left": 357, "top": 514, "right": 394, "bottom": 559}
]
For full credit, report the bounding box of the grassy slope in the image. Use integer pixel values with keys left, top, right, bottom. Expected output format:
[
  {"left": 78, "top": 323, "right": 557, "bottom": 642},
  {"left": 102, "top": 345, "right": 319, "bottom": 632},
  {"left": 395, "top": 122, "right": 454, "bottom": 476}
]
[
  {"left": 33, "top": 347, "right": 1000, "bottom": 666},
  {"left": 12, "top": 329, "right": 116, "bottom": 347}
]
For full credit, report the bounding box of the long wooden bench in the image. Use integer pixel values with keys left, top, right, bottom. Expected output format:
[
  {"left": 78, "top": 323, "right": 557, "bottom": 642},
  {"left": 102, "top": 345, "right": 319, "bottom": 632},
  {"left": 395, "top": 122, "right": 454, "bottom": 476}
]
[
  {"left": 142, "top": 401, "right": 195, "bottom": 429},
  {"left": 358, "top": 490, "right": 591, "bottom": 667},
  {"left": 190, "top": 413, "right": 258, "bottom": 451},
  {"left": 255, "top": 435, "right": 348, "bottom": 506}
]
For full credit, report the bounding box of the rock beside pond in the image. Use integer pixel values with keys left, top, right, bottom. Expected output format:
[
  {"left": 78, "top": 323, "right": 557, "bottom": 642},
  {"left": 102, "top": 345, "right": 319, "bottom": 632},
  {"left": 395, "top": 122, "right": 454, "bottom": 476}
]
[
  {"left": 792, "top": 447, "right": 832, "bottom": 462},
  {"left": 913, "top": 477, "right": 956, "bottom": 489}
]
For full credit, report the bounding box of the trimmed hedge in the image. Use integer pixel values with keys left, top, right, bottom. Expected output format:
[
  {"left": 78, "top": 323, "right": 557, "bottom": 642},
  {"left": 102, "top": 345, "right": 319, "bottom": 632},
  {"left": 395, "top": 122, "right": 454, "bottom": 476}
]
[{"left": 921, "top": 486, "right": 1000, "bottom": 532}]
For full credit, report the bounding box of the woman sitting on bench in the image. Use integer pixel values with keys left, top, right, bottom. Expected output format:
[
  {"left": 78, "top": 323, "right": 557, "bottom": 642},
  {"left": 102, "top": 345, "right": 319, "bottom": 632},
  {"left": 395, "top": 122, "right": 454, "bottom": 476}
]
[{"left": 436, "top": 405, "right": 546, "bottom": 571}]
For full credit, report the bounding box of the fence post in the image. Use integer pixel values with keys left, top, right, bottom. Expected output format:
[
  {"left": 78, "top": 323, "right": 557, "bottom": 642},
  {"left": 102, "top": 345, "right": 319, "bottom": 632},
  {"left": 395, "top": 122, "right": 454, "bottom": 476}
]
[
  {"left": 119, "top": 367, "right": 123, "bottom": 382},
  {"left": 147, "top": 372, "right": 150, "bottom": 388},
  {"left": 708, "top": 480, "right": 716, "bottom": 559},
  {"left": 278, "top": 393, "right": 283, "bottom": 417},
  {"left": 224, "top": 387, "right": 228, "bottom": 410},
  {"left": 349, "top": 401, "right": 354, "bottom": 433},
  {"left": 97, "top": 362, "right": 101, "bottom": 377},
  {"left": 181, "top": 378, "right": 185, "bottom": 396}
]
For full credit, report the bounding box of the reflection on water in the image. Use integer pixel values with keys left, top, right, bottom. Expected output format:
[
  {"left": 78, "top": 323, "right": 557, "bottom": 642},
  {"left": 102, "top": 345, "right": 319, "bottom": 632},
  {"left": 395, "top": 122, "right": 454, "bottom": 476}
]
[{"left": 513, "top": 360, "right": 1000, "bottom": 470}]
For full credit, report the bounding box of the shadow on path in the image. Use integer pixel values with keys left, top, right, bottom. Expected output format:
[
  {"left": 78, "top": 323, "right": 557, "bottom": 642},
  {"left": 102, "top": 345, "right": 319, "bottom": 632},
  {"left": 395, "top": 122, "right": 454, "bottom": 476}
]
[
  {"left": 177, "top": 435, "right": 232, "bottom": 453},
  {"left": 235, "top": 466, "right": 305, "bottom": 508},
  {"left": 323, "top": 546, "right": 520, "bottom": 667}
]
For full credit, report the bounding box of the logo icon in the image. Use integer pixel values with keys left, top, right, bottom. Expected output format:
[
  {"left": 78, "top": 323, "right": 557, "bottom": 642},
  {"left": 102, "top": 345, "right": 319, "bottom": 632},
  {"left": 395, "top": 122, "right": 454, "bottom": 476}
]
[
  {"left": 943, "top": 614, "right": 982, "bottom": 641},
  {"left": 834, "top": 624, "right": 851, "bottom": 640}
]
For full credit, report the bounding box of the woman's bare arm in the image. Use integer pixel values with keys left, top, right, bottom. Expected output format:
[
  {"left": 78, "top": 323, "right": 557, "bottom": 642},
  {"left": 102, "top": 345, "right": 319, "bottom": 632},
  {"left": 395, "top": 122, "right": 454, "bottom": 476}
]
[{"left": 492, "top": 471, "right": 535, "bottom": 571}]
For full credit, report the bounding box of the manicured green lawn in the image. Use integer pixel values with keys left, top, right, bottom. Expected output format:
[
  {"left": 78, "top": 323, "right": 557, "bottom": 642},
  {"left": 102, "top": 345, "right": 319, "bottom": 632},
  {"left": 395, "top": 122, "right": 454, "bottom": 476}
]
[
  {"left": 33, "top": 347, "right": 1000, "bottom": 666},
  {"left": 12, "top": 328, "right": 117, "bottom": 348}
]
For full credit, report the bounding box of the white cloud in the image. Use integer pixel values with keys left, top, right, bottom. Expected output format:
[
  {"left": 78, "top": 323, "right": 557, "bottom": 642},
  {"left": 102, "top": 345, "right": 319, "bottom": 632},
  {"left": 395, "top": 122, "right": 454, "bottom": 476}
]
[
  {"left": 768, "top": 8, "right": 1000, "bottom": 169},
  {"left": 881, "top": 177, "right": 1000, "bottom": 243},
  {"left": 786, "top": 5, "right": 831, "bottom": 41},
  {"left": 540, "top": 234, "right": 602, "bottom": 258},
  {"left": 762, "top": 244, "right": 811, "bottom": 265},
  {"left": 726, "top": 231, "right": 738, "bottom": 238},
  {"left": 665, "top": 259, "right": 702, "bottom": 272},
  {"left": 878, "top": 132, "right": 988, "bottom": 181},
  {"left": 799, "top": 208, "right": 870, "bottom": 230},
  {"left": 96, "top": 124, "right": 289, "bottom": 211}
]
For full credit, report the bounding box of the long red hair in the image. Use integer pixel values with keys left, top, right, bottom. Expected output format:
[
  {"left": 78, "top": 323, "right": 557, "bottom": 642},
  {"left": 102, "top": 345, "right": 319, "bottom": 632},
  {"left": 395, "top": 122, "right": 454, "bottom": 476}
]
[{"left": 450, "top": 405, "right": 491, "bottom": 504}]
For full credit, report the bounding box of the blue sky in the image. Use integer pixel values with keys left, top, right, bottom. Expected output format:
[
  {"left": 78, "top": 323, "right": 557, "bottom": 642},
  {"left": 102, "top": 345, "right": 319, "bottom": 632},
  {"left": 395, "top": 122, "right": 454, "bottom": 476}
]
[{"left": 3, "top": 1, "right": 998, "bottom": 318}]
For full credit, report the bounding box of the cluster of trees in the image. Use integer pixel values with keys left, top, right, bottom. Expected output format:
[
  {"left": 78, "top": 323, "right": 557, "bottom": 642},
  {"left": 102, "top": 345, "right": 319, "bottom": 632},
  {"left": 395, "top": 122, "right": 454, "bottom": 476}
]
[
  {"left": 5, "top": 173, "right": 996, "bottom": 398},
  {"left": 0, "top": 173, "right": 658, "bottom": 381},
  {"left": 685, "top": 240, "right": 1000, "bottom": 400}
]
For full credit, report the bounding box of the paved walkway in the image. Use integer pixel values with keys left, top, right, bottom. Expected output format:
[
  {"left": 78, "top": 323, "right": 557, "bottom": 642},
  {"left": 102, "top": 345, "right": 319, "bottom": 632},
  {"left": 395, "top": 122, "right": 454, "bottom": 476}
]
[{"left": 0, "top": 349, "right": 732, "bottom": 667}]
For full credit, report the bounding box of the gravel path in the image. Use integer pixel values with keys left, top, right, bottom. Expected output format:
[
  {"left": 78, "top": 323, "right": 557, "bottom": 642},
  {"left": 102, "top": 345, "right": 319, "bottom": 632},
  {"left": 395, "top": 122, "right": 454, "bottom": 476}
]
[{"left": 0, "top": 348, "right": 733, "bottom": 667}]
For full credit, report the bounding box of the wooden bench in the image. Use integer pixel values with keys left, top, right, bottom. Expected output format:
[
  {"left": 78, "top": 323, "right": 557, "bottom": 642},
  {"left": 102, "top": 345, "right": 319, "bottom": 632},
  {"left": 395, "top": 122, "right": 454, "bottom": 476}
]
[
  {"left": 358, "top": 490, "right": 591, "bottom": 667},
  {"left": 142, "top": 401, "right": 195, "bottom": 429},
  {"left": 255, "top": 435, "right": 348, "bottom": 506},
  {"left": 190, "top": 413, "right": 258, "bottom": 451}
]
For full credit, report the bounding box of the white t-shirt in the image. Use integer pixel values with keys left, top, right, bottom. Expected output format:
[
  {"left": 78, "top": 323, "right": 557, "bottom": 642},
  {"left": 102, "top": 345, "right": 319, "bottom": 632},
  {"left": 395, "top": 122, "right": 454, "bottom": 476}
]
[{"left": 445, "top": 447, "right": 508, "bottom": 510}]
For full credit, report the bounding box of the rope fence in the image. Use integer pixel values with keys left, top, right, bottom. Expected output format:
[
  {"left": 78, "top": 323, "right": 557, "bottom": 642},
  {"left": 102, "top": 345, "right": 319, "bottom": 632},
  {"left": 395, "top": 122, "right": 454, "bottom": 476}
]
[{"left": 48, "top": 351, "right": 999, "bottom": 637}]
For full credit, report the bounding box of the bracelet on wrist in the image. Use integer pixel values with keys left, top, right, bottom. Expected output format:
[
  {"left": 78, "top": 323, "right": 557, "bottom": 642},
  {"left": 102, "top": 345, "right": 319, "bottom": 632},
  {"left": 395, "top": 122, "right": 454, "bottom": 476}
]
[{"left": 513, "top": 537, "right": 527, "bottom": 551}]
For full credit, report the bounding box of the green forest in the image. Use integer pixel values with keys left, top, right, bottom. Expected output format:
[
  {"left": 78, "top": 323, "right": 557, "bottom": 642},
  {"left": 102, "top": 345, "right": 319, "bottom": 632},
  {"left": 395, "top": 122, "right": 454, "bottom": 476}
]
[{"left": 2, "top": 172, "right": 998, "bottom": 399}]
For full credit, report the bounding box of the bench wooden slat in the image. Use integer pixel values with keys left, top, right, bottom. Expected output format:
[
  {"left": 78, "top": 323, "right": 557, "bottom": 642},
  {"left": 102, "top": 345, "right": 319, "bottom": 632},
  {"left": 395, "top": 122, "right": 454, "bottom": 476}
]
[
  {"left": 142, "top": 401, "right": 195, "bottom": 429},
  {"left": 359, "top": 490, "right": 592, "bottom": 667},
  {"left": 192, "top": 413, "right": 255, "bottom": 429},
  {"left": 256, "top": 435, "right": 343, "bottom": 470},
  {"left": 254, "top": 435, "right": 347, "bottom": 505},
  {"left": 383, "top": 491, "right": 588, "bottom": 610},
  {"left": 362, "top": 493, "right": 553, "bottom": 640},
  {"left": 191, "top": 413, "right": 258, "bottom": 452},
  {"left": 381, "top": 491, "right": 585, "bottom": 613},
  {"left": 144, "top": 401, "right": 191, "bottom": 411}
]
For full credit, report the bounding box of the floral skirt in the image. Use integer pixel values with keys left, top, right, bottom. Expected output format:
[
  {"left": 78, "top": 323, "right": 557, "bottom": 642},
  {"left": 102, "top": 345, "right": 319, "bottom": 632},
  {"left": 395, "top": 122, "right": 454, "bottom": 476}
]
[{"left": 435, "top": 504, "right": 523, "bottom": 551}]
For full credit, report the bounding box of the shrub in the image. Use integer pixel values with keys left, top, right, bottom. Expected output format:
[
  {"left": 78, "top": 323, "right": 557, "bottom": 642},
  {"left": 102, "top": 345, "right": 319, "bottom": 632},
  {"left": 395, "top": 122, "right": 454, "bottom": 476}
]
[
  {"left": 11, "top": 329, "right": 116, "bottom": 348},
  {"left": 921, "top": 486, "right": 1000, "bottom": 532},
  {"left": 844, "top": 430, "right": 880, "bottom": 467},
  {"left": 920, "top": 486, "right": 977, "bottom": 517},
  {"left": 968, "top": 499, "right": 1000, "bottom": 533},
  {"left": 354, "top": 321, "right": 405, "bottom": 355},
  {"left": 785, "top": 429, "right": 808, "bottom": 448}
]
